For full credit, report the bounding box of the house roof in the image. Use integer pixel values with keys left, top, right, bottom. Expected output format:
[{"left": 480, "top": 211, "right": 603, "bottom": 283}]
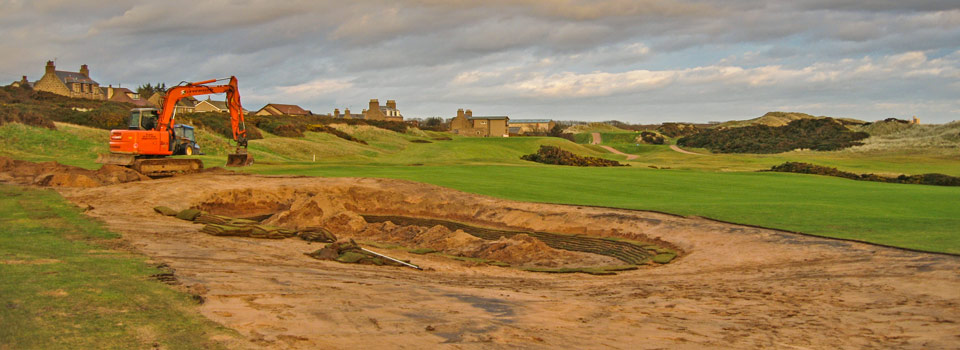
[
  {"left": 468, "top": 116, "right": 509, "bottom": 120},
  {"left": 197, "top": 99, "right": 248, "bottom": 113},
  {"left": 262, "top": 103, "right": 309, "bottom": 115},
  {"left": 510, "top": 119, "right": 552, "bottom": 123},
  {"left": 54, "top": 71, "right": 98, "bottom": 85},
  {"left": 101, "top": 87, "right": 151, "bottom": 107},
  {"left": 201, "top": 99, "right": 229, "bottom": 110}
]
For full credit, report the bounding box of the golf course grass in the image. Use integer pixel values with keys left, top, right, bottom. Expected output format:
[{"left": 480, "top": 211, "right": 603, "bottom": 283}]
[
  {"left": 0, "top": 184, "right": 236, "bottom": 349},
  {"left": 2, "top": 121, "right": 958, "bottom": 254}
]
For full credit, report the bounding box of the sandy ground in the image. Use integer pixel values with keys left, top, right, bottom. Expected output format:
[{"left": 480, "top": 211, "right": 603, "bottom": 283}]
[
  {"left": 670, "top": 145, "right": 703, "bottom": 155},
  {"left": 44, "top": 172, "right": 960, "bottom": 349},
  {"left": 591, "top": 132, "right": 639, "bottom": 160}
]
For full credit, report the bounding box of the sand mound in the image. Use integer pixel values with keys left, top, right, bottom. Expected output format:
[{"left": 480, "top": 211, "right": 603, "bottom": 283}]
[{"left": 0, "top": 156, "right": 149, "bottom": 187}]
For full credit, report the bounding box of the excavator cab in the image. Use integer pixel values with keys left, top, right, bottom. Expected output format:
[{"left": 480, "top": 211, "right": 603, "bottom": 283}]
[{"left": 129, "top": 108, "right": 159, "bottom": 130}]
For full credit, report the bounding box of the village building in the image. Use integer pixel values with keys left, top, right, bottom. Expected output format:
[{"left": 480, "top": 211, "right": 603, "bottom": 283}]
[
  {"left": 102, "top": 86, "right": 151, "bottom": 107},
  {"left": 508, "top": 119, "right": 556, "bottom": 134},
  {"left": 449, "top": 108, "right": 509, "bottom": 137},
  {"left": 362, "top": 99, "right": 403, "bottom": 122},
  {"left": 194, "top": 97, "right": 249, "bottom": 114},
  {"left": 255, "top": 103, "right": 311, "bottom": 116},
  {"left": 32, "top": 61, "right": 105, "bottom": 100},
  {"left": 10, "top": 76, "right": 32, "bottom": 88},
  {"left": 147, "top": 93, "right": 198, "bottom": 114},
  {"left": 333, "top": 108, "right": 365, "bottom": 119}
]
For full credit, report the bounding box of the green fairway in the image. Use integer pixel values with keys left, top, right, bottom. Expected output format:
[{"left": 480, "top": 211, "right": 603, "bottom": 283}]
[
  {"left": 252, "top": 164, "right": 960, "bottom": 254},
  {"left": 0, "top": 185, "right": 236, "bottom": 349}
]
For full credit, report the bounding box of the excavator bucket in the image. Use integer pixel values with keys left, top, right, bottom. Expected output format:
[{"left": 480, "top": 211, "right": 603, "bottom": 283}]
[
  {"left": 226, "top": 152, "right": 254, "bottom": 167},
  {"left": 96, "top": 153, "right": 136, "bottom": 166}
]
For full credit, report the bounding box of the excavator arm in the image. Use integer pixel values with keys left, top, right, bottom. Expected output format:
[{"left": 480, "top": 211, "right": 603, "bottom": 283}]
[
  {"left": 157, "top": 76, "right": 252, "bottom": 166},
  {"left": 158, "top": 76, "right": 248, "bottom": 147}
]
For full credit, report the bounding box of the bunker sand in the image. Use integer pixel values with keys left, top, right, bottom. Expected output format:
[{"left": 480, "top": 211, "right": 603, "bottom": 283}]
[{"left": 58, "top": 173, "right": 960, "bottom": 349}]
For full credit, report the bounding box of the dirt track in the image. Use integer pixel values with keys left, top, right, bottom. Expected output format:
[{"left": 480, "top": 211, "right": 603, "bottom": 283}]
[{"left": 49, "top": 172, "right": 960, "bottom": 349}]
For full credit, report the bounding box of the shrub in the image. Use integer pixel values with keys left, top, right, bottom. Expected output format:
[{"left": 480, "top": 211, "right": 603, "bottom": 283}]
[
  {"left": 768, "top": 162, "right": 960, "bottom": 187},
  {"left": 639, "top": 131, "right": 665, "bottom": 145},
  {"left": 521, "top": 146, "right": 628, "bottom": 167},
  {"left": 678, "top": 118, "right": 868, "bottom": 153},
  {"left": 657, "top": 123, "right": 700, "bottom": 138}
]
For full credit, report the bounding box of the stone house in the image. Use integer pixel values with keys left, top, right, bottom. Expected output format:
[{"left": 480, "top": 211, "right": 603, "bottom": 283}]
[
  {"left": 10, "top": 76, "right": 32, "bottom": 88},
  {"left": 147, "top": 92, "right": 198, "bottom": 114},
  {"left": 102, "top": 86, "right": 151, "bottom": 107},
  {"left": 449, "top": 108, "right": 509, "bottom": 137},
  {"left": 32, "top": 61, "right": 105, "bottom": 100},
  {"left": 508, "top": 119, "right": 556, "bottom": 134},
  {"left": 333, "top": 108, "right": 364, "bottom": 119},
  {"left": 362, "top": 99, "right": 403, "bottom": 122},
  {"left": 194, "top": 97, "right": 248, "bottom": 114},
  {"left": 254, "top": 103, "right": 311, "bottom": 116}
]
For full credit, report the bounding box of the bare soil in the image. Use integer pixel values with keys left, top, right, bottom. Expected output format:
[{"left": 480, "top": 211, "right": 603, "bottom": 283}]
[
  {"left": 3, "top": 159, "right": 958, "bottom": 349},
  {"left": 47, "top": 172, "right": 959, "bottom": 349}
]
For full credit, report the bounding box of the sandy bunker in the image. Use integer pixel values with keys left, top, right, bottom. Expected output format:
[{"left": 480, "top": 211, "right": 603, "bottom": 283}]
[{"left": 0, "top": 161, "right": 953, "bottom": 349}]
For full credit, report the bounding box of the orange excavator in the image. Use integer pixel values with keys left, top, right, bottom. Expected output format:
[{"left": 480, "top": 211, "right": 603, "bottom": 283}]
[{"left": 96, "top": 76, "right": 254, "bottom": 176}]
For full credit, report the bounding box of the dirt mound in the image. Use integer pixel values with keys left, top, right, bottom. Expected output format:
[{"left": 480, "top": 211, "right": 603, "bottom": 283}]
[
  {"left": 306, "top": 239, "right": 406, "bottom": 267},
  {"left": 353, "top": 221, "right": 615, "bottom": 267},
  {"left": 195, "top": 186, "right": 624, "bottom": 268},
  {"left": 0, "top": 156, "right": 149, "bottom": 187}
]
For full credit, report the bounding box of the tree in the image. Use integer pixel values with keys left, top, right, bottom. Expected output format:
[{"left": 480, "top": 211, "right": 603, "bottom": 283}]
[{"left": 136, "top": 82, "right": 167, "bottom": 98}]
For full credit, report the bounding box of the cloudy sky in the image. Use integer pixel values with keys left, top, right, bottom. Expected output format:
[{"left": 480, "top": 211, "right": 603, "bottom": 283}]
[{"left": 2, "top": 0, "right": 959, "bottom": 123}]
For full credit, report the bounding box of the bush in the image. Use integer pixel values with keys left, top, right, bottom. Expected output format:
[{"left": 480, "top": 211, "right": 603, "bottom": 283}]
[
  {"left": 768, "top": 162, "right": 960, "bottom": 187},
  {"left": 521, "top": 146, "right": 628, "bottom": 167},
  {"left": 657, "top": 123, "right": 700, "bottom": 138},
  {"left": 679, "top": 118, "right": 868, "bottom": 153},
  {"left": 304, "top": 124, "right": 368, "bottom": 144},
  {"left": 178, "top": 112, "right": 264, "bottom": 140},
  {"left": 639, "top": 131, "right": 664, "bottom": 144}
]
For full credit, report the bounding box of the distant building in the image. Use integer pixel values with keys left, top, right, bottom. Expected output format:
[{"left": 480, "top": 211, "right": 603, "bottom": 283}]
[
  {"left": 449, "top": 108, "right": 509, "bottom": 137},
  {"left": 32, "top": 61, "right": 105, "bottom": 100},
  {"left": 509, "top": 119, "right": 556, "bottom": 134},
  {"left": 194, "top": 97, "right": 248, "bottom": 114},
  {"left": 102, "top": 86, "right": 151, "bottom": 107},
  {"left": 147, "top": 92, "right": 198, "bottom": 114},
  {"left": 255, "top": 103, "right": 311, "bottom": 116},
  {"left": 10, "top": 76, "right": 32, "bottom": 88},
  {"left": 362, "top": 99, "right": 403, "bottom": 122},
  {"left": 333, "top": 108, "right": 364, "bottom": 119}
]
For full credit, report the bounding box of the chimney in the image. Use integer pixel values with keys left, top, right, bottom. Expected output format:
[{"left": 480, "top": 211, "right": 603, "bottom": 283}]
[
  {"left": 107, "top": 85, "right": 114, "bottom": 99},
  {"left": 369, "top": 98, "right": 380, "bottom": 111},
  {"left": 45, "top": 61, "right": 55, "bottom": 74},
  {"left": 457, "top": 109, "right": 464, "bottom": 118},
  {"left": 334, "top": 108, "right": 341, "bottom": 118},
  {"left": 465, "top": 109, "right": 473, "bottom": 117},
  {"left": 386, "top": 100, "right": 396, "bottom": 109},
  {"left": 344, "top": 108, "right": 350, "bottom": 117},
  {"left": 20, "top": 76, "right": 28, "bottom": 84},
  {"left": 79, "top": 64, "right": 89, "bottom": 77}
]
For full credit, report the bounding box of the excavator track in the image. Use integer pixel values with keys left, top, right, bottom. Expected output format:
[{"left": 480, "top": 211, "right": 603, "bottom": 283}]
[{"left": 131, "top": 158, "right": 204, "bottom": 177}]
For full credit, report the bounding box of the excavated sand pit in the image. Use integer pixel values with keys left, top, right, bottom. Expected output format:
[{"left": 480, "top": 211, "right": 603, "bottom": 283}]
[{"left": 2, "top": 159, "right": 958, "bottom": 349}]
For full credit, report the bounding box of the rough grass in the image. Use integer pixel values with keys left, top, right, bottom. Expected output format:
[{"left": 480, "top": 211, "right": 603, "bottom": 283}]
[{"left": 0, "top": 184, "right": 236, "bottom": 349}]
